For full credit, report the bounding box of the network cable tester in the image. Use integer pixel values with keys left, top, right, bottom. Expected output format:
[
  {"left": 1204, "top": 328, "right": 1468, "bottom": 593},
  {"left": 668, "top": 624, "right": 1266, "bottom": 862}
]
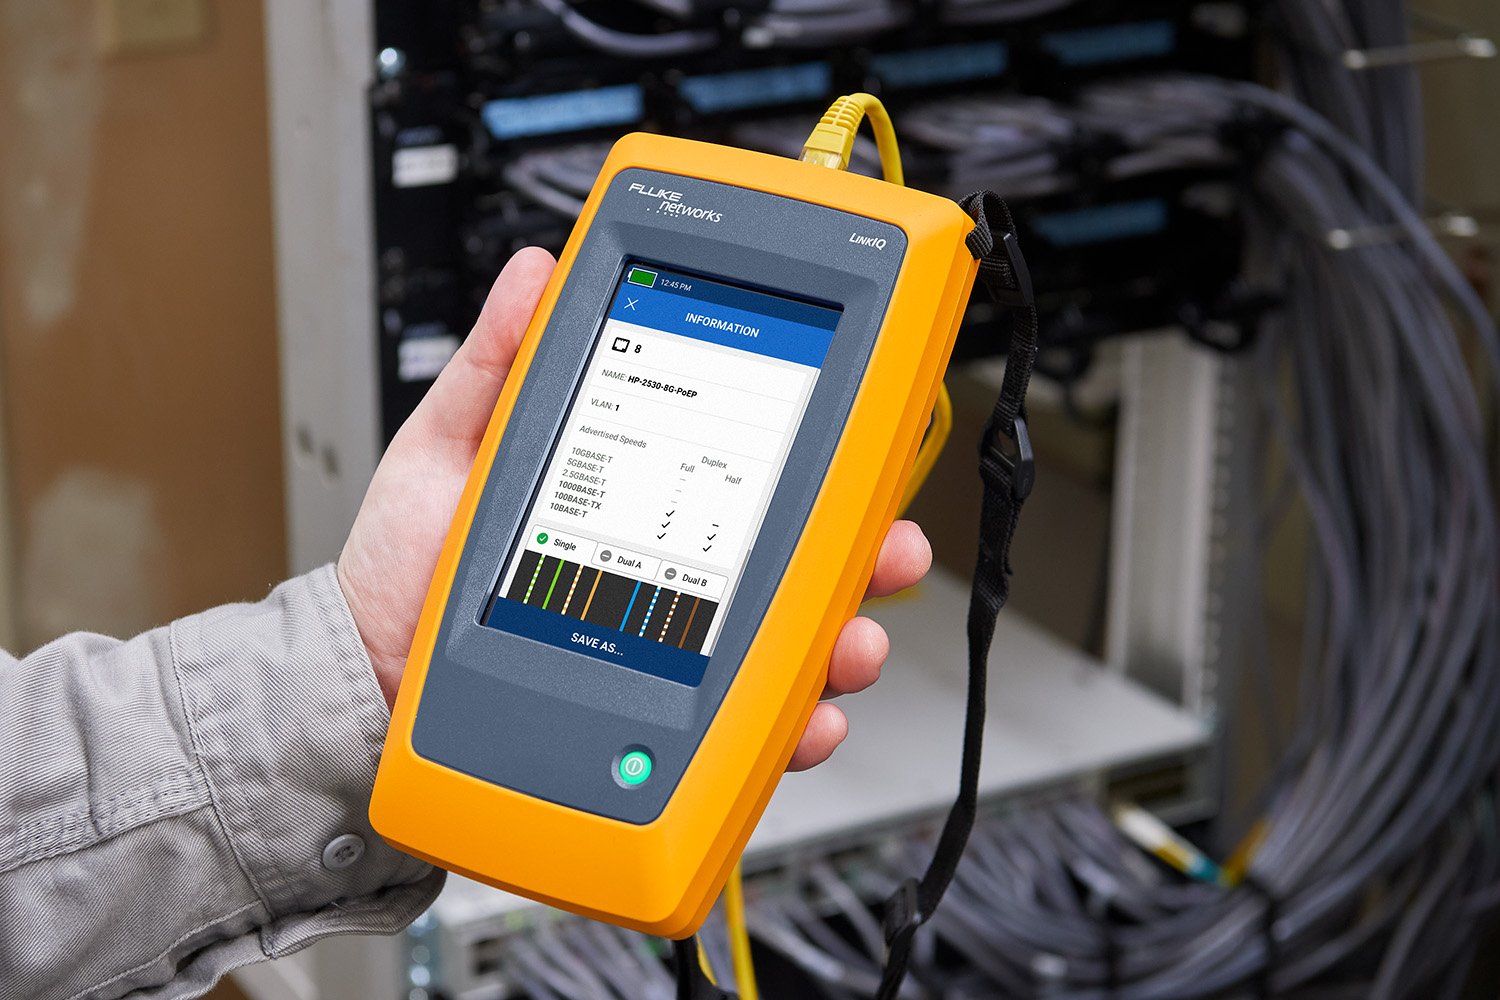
[{"left": 372, "top": 132, "right": 981, "bottom": 937}]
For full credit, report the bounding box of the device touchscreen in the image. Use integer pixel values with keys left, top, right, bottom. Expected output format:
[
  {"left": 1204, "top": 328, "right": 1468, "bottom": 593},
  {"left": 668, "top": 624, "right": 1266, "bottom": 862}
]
[{"left": 481, "top": 263, "right": 843, "bottom": 685}]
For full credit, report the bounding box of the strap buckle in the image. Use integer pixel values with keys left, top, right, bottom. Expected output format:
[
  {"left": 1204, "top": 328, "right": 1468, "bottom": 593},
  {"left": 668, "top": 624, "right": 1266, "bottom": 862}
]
[
  {"left": 991, "top": 231, "right": 1036, "bottom": 310},
  {"left": 979, "top": 414, "right": 1035, "bottom": 501},
  {"left": 882, "top": 876, "right": 922, "bottom": 951},
  {"left": 963, "top": 211, "right": 1036, "bottom": 311}
]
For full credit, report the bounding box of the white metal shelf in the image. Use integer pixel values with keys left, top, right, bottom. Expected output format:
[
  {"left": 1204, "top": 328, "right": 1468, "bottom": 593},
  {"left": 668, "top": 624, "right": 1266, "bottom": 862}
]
[{"left": 426, "top": 566, "right": 1207, "bottom": 928}]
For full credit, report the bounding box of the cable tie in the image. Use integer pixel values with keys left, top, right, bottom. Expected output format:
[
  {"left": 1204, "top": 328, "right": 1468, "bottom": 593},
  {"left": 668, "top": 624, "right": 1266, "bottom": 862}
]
[
  {"left": 1342, "top": 34, "right": 1496, "bottom": 70},
  {"left": 1326, "top": 213, "right": 1481, "bottom": 251}
]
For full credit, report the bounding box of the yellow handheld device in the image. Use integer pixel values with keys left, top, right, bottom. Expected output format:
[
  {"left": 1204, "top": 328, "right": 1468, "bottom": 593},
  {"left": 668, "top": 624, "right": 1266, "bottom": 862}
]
[{"left": 372, "top": 110, "right": 990, "bottom": 938}]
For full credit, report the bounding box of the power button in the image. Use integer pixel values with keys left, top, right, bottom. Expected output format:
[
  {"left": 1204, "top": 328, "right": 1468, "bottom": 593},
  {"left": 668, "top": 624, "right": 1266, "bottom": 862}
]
[{"left": 616, "top": 749, "right": 654, "bottom": 787}]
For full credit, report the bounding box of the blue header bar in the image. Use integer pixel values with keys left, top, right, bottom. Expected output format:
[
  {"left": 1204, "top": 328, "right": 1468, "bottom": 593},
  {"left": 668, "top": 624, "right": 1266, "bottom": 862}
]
[{"left": 606, "top": 266, "right": 840, "bottom": 369}]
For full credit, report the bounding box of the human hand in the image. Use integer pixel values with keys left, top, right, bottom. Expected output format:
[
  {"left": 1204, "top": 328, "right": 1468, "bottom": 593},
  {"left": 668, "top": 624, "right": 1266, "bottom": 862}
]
[{"left": 338, "top": 248, "right": 932, "bottom": 771}]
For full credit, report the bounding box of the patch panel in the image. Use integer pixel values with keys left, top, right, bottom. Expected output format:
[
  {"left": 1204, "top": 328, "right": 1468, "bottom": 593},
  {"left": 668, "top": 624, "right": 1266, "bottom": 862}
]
[{"left": 369, "top": 0, "right": 1261, "bottom": 439}]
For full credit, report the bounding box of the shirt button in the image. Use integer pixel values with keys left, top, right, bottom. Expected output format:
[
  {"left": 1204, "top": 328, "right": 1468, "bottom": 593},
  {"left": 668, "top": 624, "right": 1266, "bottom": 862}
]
[{"left": 322, "top": 833, "right": 366, "bottom": 871}]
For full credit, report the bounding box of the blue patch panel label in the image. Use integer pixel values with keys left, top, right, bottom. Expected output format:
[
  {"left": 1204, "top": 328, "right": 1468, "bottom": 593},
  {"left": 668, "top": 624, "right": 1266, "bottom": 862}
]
[
  {"left": 482, "top": 84, "right": 645, "bottom": 140},
  {"left": 679, "top": 62, "right": 833, "bottom": 115},
  {"left": 1033, "top": 199, "right": 1170, "bottom": 247},
  {"left": 870, "top": 42, "right": 1008, "bottom": 89},
  {"left": 1041, "top": 20, "right": 1177, "bottom": 67}
]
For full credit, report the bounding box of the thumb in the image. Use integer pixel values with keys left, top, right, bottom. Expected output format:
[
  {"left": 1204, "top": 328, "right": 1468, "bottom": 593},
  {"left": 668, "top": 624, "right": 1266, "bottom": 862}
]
[{"left": 403, "top": 247, "right": 556, "bottom": 452}]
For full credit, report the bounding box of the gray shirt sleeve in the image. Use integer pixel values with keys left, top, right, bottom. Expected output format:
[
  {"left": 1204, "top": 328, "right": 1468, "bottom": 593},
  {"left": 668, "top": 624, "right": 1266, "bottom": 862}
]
[{"left": 0, "top": 565, "right": 443, "bottom": 1000}]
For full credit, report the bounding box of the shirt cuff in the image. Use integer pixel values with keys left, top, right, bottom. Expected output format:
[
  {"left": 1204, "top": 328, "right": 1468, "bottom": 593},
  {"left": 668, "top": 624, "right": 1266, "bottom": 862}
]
[{"left": 169, "top": 564, "right": 442, "bottom": 957}]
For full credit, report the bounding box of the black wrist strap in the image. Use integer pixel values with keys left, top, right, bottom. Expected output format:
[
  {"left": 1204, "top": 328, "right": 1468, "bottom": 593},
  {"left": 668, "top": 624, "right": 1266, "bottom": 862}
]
[
  {"left": 669, "top": 192, "right": 1038, "bottom": 1000},
  {"left": 875, "top": 190, "right": 1038, "bottom": 1000}
]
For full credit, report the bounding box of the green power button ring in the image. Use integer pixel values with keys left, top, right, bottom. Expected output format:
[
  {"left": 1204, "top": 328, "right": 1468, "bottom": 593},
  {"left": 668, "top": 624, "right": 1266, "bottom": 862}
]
[{"left": 617, "top": 750, "right": 654, "bottom": 787}]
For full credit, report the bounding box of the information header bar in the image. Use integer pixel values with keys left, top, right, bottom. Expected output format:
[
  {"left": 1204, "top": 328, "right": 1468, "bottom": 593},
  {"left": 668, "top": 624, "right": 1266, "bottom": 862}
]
[{"left": 606, "top": 266, "right": 840, "bottom": 369}]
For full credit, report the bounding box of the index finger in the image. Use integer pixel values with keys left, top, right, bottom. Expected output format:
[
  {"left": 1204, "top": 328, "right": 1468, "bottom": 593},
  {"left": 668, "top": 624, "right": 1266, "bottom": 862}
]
[{"left": 865, "top": 520, "right": 933, "bottom": 600}]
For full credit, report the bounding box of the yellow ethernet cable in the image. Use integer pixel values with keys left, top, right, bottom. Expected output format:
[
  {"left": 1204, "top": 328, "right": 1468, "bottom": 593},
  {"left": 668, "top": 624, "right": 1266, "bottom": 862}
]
[
  {"left": 719, "top": 92, "right": 955, "bottom": 1000},
  {"left": 798, "top": 91, "right": 952, "bottom": 515},
  {"left": 901, "top": 375, "right": 954, "bottom": 515},
  {"left": 800, "top": 92, "right": 905, "bottom": 186},
  {"left": 725, "top": 860, "right": 758, "bottom": 1000}
]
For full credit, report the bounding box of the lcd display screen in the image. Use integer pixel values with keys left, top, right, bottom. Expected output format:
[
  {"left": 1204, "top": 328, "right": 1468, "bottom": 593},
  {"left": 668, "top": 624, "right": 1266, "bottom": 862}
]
[{"left": 481, "top": 263, "right": 842, "bottom": 685}]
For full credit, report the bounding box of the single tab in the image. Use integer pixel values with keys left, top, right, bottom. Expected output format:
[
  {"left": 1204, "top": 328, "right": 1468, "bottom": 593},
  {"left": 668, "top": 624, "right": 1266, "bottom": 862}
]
[{"left": 528, "top": 528, "right": 598, "bottom": 564}]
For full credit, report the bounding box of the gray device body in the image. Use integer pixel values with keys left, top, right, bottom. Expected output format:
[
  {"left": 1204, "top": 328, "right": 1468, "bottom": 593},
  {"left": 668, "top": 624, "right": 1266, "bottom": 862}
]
[{"left": 412, "top": 167, "right": 907, "bottom": 824}]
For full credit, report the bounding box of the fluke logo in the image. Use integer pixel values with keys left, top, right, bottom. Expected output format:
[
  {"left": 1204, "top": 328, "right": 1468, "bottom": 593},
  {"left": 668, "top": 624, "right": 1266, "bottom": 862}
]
[
  {"left": 628, "top": 182, "right": 724, "bottom": 224},
  {"left": 629, "top": 182, "right": 683, "bottom": 202},
  {"left": 849, "top": 233, "right": 888, "bottom": 250}
]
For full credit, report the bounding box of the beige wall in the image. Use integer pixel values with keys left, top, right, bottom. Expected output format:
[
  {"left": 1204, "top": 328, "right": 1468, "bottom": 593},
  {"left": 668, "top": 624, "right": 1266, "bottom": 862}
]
[
  {"left": 0, "top": 349, "right": 13, "bottom": 651},
  {"left": 0, "top": 0, "right": 284, "bottom": 650}
]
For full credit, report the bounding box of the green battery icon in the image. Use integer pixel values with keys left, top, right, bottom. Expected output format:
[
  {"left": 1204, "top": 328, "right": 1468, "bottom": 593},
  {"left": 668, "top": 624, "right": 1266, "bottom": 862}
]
[{"left": 627, "top": 267, "right": 658, "bottom": 288}]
